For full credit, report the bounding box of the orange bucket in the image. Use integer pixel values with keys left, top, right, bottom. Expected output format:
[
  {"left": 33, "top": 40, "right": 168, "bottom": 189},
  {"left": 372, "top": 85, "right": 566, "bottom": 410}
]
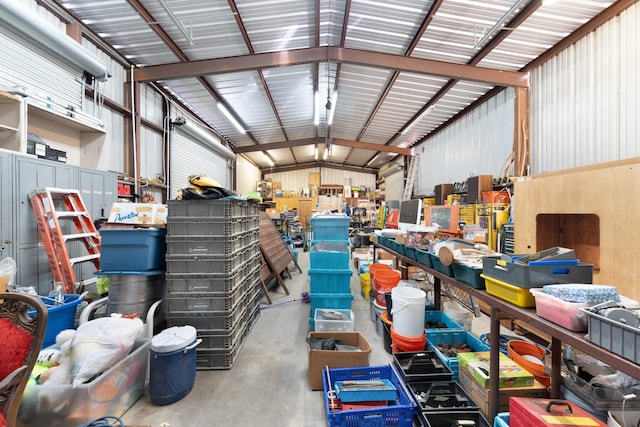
[
  {"left": 368, "top": 264, "right": 391, "bottom": 304},
  {"left": 391, "top": 325, "right": 426, "bottom": 353},
  {"left": 507, "top": 340, "right": 551, "bottom": 388},
  {"left": 373, "top": 269, "right": 401, "bottom": 306}
]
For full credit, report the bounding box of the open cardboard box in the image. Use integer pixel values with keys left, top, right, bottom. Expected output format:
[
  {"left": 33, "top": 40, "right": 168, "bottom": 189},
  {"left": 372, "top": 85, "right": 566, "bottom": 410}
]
[{"left": 307, "top": 331, "right": 371, "bottom": 390}]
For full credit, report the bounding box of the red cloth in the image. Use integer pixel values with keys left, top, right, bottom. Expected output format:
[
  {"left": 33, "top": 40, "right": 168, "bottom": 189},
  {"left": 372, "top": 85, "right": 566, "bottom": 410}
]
[{"left": 0, "top": 317, "right": 33, "bottom": 382}]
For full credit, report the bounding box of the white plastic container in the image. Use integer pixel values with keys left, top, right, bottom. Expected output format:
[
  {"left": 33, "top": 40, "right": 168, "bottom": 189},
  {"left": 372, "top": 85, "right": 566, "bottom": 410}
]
[
  {"left": 391, "top": 286, "right": 426, "bottom": 338},
  {"left": 314, "top": 309, "right": 355, "bottom": 332}
]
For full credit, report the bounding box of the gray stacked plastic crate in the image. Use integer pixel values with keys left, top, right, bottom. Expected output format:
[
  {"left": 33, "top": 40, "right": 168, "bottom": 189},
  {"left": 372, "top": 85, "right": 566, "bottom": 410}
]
[{"left": 165, "top": 199, "right": 261, "bottom": 369}]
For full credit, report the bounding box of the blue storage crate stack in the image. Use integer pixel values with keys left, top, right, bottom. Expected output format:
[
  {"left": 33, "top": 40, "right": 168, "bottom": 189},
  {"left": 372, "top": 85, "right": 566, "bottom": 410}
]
[
  {"left": 308, "top": 231, "right": 354, "bottom": 331},
  {"left": 426, "top": 329, "right": 490, "bottom": 380},
  {"left": 165, "top": 199, "right": 261, "bottom": 370}
]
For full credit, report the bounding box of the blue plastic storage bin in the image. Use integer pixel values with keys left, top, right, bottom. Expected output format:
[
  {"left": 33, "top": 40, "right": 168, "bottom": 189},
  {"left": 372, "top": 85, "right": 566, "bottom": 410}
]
[
  {"left": 30, "top": 293, "right": 85, "bottom": 348},
  {"left": 311, "top": 215, "right": 350, "bottom": 241},
  {"left": 494, "top": 412, "right": 510, "bottom": 427},
  {"left": 310, "top": 241, "right": 350, "bottom": 269},
  {"left": 309, "top": 292, "right": 354, "bottom": 314},
  {"left": 308, "top": 268, "right": 353, "bottom": 293},
  {"left": 424, "top": 310, "right": 465, "bottom": 332},
  {"left": 323, "top": 365, "right": 417, "bottom": 427},
  {"left": 100, "top": 228, "right": 167, "bottom": 271},
  {"left": 430, "top": 253, "right": 453, "bottom": 276},
  {"left": 426, "top": 329, "right": 490, "bottom": 380},
  {"left": 415, "top": 249, "right": 434, "bottom": 268}
]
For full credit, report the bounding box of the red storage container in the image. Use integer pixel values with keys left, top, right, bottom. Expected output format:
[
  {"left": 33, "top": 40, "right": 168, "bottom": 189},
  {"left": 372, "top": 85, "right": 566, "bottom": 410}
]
[{"left": 509, "top": 397, "right": 608, "bottom": 427}]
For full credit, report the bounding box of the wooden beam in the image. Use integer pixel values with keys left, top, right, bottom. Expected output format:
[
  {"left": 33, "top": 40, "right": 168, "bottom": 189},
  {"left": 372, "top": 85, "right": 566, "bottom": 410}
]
[
  {"left": 234, "top": 137, "right": 411, "bottom": 155},
  {"left": 513, "top": 86, "right": 530, "bottom": 177},
  {"left": 133, "top": 47, "right": 529, "bottom": 88}
]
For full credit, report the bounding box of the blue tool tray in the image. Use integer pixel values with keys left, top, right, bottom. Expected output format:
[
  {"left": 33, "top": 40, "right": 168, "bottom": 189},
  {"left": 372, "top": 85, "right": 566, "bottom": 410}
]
[{"left": 335, "top": 379, "right": 397, "bottom": 402}]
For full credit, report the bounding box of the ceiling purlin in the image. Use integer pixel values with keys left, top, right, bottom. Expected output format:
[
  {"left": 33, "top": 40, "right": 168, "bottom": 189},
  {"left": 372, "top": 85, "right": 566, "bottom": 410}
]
[
  {"left": 126, "top": 0, "right": 241, "bottom": 148},
  {"left": 364, "top": 0, "right": 541, "bottom": 166},
  {"left": 348, "top": 0, "right": 444, "bottom": 165},
  {"left": 227, "top": 0, "right": 282, "bottom": 164},
  {"left": 403, "top": 0, "right": 543, "bottom": 155}
]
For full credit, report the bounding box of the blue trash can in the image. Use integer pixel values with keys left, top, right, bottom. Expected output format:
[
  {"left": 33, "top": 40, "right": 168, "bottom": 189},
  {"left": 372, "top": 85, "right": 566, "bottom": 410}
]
[{"left": 149, "top": 325, "right": 201, "bottom": 405}]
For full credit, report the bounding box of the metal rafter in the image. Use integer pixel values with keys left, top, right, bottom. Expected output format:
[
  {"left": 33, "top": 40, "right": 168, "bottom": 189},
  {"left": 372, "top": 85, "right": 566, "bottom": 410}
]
[
  {"left": 233, "top": 137, "right": 411, "bottom": 155},
  {"left": 133, "top": 47, "right": 529, "bottom": 88},
  {"left": 364, "top": 0, "right": 542, "bottom": 166},
  {"left": 227, "top": 0, "right": 288, "bottom": 164}
]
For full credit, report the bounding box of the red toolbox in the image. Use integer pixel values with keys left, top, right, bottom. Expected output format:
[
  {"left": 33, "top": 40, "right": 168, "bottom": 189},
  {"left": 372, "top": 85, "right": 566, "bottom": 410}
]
[{"left": 509, "top": 397, "right": 608, "bottom": 427}]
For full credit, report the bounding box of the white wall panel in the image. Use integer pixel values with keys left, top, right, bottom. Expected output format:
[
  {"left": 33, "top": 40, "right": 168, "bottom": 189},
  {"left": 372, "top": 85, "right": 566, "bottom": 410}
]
[
  {"left": 384, "top": 170, "right": 404, "bottom": 202},
  {"left": 530, "top": 3, "right": 640, "bottom": 174},
  {"left": 265, "top": 168, "right": 319, "bottom": 193},
  {"left": 236, "top": 156, "right": 261, "bottom": 195},
  {"left": 264, "top": 167, "right": 376, "bottom": 195},
  {"left": 415, "top": 89, "right": 515, "bottom": 197},
  {"left": 139, "top": 127, "right": 164, "bottom": 183}
]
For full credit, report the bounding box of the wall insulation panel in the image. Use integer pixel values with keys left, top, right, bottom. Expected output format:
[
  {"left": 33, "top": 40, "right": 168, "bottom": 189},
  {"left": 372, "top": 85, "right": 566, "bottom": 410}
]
[
  {"left": 415, "top": 88, "right": 515, "bottom": 197},
  {"left": 530, "top": 3, "right": 640, "bottom": 174},
  {"left": 236, "top": 156, "right": 261, "bottom": 195}
]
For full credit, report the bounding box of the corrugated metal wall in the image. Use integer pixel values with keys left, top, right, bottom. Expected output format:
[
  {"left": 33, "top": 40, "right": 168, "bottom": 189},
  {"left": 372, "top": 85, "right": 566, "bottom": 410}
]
[
  {"left": 415, "top": 88, "right": 515, "bottom": 197},
  {"left": 530, "top": 3, "right": 640, "bottom": 174},
  {"left": 265, "top": 168, "right": 319, "bottom": 193}
]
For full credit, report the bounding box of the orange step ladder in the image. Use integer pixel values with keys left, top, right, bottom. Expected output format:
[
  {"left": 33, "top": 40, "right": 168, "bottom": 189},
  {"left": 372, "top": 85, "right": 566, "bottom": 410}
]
[{"left": 29, "top": 188, "right": 101, "bottom": 294}]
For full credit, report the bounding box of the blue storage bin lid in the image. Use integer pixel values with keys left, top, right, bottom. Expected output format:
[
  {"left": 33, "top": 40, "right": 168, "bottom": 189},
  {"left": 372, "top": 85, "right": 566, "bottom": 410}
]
[
  {"left": 95, "top": 269, "right": 165, "bottom": 276},
  {"left": 152, "top": 325, "right": 197, "bottom": 353}
]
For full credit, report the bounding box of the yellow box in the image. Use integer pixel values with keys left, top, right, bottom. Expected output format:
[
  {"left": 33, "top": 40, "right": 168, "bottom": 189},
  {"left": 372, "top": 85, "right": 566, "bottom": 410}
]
[{"left": 481, "top": 274, "right": 536, "bottom": 308}]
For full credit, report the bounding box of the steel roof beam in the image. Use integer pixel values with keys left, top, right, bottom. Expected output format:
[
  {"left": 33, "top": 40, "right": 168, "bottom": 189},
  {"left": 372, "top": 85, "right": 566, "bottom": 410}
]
[
  {"left": 133, "top": 47, "right": 529, "bottom": 88},
  {"left": 233, "top": 137, "right": 411, "bottom": 155}
]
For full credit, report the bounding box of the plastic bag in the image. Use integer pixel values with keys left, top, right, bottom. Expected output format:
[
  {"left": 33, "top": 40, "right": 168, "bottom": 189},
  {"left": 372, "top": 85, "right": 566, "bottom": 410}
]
[
  {"left": 0, "top": 257, "right": 17, "bottom": 290},
  {"left": 70, "top": 315, "right": 144, "bottom": 387}
]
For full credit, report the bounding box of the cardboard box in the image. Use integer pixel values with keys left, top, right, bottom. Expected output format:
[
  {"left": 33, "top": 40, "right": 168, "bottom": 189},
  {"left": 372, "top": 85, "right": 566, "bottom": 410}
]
[
  {"left": 457, "top": 351, "right": 535, "bottom": 388},
  {"left": 107, "top": 203, "right": 167, "bottom": 226},
  {"left": 307, "top": 331, "right": 371, "bottom": 390},
  {"left": 458, "top": 364, "right": 547, "bottom": 418}
]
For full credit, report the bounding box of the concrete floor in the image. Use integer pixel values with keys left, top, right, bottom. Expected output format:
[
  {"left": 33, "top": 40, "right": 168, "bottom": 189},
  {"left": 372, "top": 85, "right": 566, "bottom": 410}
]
[{"left": 120, "top": 250, "right": 493, "bottom": 427}]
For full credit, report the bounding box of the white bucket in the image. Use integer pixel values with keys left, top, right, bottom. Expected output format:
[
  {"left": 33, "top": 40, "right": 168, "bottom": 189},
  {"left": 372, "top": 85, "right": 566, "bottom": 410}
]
[
  {"left": 391, "top": 286, "right": 426, "bottom": 338},
  {"left": 373, "top": 301, "right": 386, "bottom": 337}
]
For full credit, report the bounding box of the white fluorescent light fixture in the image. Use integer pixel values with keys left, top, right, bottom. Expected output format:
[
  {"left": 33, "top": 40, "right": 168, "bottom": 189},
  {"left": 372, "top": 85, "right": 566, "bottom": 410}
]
[
  {"left": 314, "top": 91, "right": 320, "bottom": 126},
  {"left": 402, "top": 105, "right": 435, "bottom": 135},
  {"left": 217, "top": 103, "right": 246, "bottom": 134},
  {"left": 314, "top": 145, "right": 318, "bottom": 160},
  {"left": 473, "top": 0, "right": 528, "bottom": 50},
  {"left": 327, "top": 91, "right": 338, "bottom": 126},
  {"left": 265, "top": 153, "right": 274, "bottom": 166}
]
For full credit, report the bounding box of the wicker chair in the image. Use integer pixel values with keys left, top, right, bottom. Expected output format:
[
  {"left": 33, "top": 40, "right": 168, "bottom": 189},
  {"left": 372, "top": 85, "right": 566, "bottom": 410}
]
[{"left": 0, "top": 292, "right": 47, "bottom": 427}]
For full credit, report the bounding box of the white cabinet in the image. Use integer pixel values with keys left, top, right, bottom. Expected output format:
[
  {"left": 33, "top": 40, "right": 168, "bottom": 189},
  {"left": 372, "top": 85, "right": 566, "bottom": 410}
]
[{"left": 0, "top": 91, "right": 107, "bottom": 169}]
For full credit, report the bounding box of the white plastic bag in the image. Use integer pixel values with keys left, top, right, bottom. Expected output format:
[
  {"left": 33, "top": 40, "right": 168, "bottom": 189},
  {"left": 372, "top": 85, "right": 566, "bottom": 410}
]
[
  {"left": 70, "top": 315, "right": 144, "bottom": 387},
  {"left": 0, "top": 257, "right": 17, "bottom": 289}
]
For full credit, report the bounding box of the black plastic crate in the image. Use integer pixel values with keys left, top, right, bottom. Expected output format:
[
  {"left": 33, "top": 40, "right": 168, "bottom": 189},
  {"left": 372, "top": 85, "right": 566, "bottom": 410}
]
[
  {"left": 392, "top": 350, "right": 454, "bottom": 383},
  {"left": 417, "top": 410, "right": 490, "bottom": 427},
  {"left": 408, "top": 381, "right": 479, "bottom": 413}
]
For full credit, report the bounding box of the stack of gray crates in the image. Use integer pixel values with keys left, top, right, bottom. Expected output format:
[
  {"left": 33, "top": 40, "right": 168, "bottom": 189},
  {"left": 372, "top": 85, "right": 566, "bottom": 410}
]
[{"left": 165, "top": 199, "right": 261, "bottom": 369}]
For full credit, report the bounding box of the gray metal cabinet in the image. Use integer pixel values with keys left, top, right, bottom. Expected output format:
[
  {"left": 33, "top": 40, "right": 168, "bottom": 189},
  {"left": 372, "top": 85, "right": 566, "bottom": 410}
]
[
  {"left": 77, "top": 167, "right": 116, "bottom": 281},
  {"left": 0, "top": 151, "right": 12, "bottom": 261},
  {"left": 15, "top": 155, "right": 76, "bottom": 293}
]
